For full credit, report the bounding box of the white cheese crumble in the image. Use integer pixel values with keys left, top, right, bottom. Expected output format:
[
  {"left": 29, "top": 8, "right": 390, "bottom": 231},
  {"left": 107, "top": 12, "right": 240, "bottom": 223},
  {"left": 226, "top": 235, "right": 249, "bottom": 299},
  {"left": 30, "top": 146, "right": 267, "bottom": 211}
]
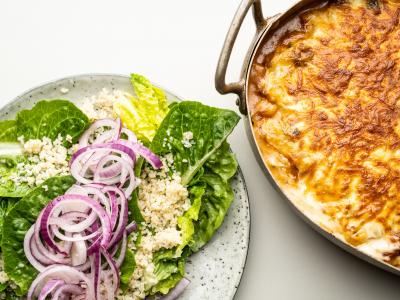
[
  {"left": 119, "top": 156, "right": 191, "bottom": 300},
  {"left": 182, "top": 131, "right": 194, "bottom": 148},
  {"left": 10, "top": 135, "right": 75, "bottom": 187},
  {"left": 80, "top": 88, "right": 126, "bottom": 121},
  {"left": 66, "top": 134, "right": 73, "bottom": 144}
]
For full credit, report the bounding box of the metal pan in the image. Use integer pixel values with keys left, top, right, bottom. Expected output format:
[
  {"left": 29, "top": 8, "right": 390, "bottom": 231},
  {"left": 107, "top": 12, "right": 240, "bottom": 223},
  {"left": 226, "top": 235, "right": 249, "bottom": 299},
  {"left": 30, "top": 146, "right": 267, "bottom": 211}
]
[{"left": 215, "top": 0, "right": 400, "bottom": 275}]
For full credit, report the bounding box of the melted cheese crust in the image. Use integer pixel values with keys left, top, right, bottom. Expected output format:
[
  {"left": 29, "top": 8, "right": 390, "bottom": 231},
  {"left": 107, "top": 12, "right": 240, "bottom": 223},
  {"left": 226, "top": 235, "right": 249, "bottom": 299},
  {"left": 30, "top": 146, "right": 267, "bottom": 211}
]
[{"left": 250, "top": 0, "right": 400, "bottom": 266}]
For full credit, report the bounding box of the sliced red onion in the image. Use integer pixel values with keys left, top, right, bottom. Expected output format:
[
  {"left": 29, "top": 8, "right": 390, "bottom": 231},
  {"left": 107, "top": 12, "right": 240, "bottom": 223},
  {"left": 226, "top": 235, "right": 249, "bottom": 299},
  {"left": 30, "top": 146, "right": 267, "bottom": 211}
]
[
  {"left": 118, "top": 140, "right": 162, "bottom": 169},
  {"left": 93, "top": 250, "right": 101, "bottom": 300},
  {"left": 126, "top": 221, "right": 138, "bottom": 236},
  {"left": 51, "top": 225, "right": 99, "bottom": 242},
  {"left": 82, "top": 185, "right": 113, "bottom": 216},
  {"left": 74, "top": 259, "right": 92, "bottom": 272},
  {"left": 38, "top": 279, "right": 65, "bottom": 300},
  {"left": 92, "top": 155, "right": 131, "bottom": 187},
  {"left": 30, "top": 232, "right": 55, "bottom": 266},
  {"left": 28, "top": 265, "right": 94, "bottom": 300},
  {"left": 49, "top": 211, "right": 98, "bottom": 233},
  {"left": 70, "top": 235, "right": 87, "bottom": 267},
  {"left": 102, "top": 186, "right": 128, "bottom": 249},
  {"left": 34, "top": 212, "right": 71, "bottom": 264},
  {"left": 106, "top": 191, "right": 119, "bottom": 230},
  {"left": 121, "top": 127, "right": 138, "bottom": 143},
  {"left": 39, "top": 195, "right": 112, "bottom": 254},
  {"left": 70, "top": 145, "right": 137, "bottom": 194},
  {"left": 79, "top": 118, "right": 122, "bottom": 148},
  {"left": 66, "top": 184, "right": 88, "bottom": 196},
  {"left": 96, "top": 161, "right": 123, "bottom": 179},
  {"left": 101, "top": 249, "right": 120, "bottom": 294},
  {"left": 86, "top": 220, "right": 102, "bottom": 255},
  {"left": 51, "top": 283, "right": 84, "bottom": 300},
  {"left": 70, "top": 143, "right": 136, "bottom": 170},
  {"left": 24, "top": 226, "right": 47, "bottom": 272}
]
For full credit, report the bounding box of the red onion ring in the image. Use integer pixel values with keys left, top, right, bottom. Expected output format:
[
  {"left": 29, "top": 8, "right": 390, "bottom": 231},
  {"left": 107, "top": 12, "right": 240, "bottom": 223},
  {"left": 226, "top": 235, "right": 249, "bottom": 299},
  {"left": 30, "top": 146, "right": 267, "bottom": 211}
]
[
  {"left": 121, "top": 127, "right": 138, "bottom": 143},
  {"left": 38, "top": 279, "right": 65, "bottom": 300},
  {"left": 79, "top": 118, "right": 122, "bottom": 148},
  {"left": 28, "top": 265, "right": 94, "bottom": 300},
  {"left": 117, "top": 140, "right": 162, "bottom": 169},
  {"left": 51, "top": 283, "right": 84, "bottom": 299},
  {"left": 39, "top": 195, "right": 112, "bottom": 254},
  {"left": 24, "top": 226, "right": 47, "bottom": 272}
]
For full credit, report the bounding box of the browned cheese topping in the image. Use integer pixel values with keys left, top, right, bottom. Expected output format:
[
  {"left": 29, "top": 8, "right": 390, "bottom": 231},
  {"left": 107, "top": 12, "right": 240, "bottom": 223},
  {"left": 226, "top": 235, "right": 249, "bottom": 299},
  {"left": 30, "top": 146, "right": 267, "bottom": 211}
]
[{"left": 249, "top": 0, "right": 400, "bottom": 264}]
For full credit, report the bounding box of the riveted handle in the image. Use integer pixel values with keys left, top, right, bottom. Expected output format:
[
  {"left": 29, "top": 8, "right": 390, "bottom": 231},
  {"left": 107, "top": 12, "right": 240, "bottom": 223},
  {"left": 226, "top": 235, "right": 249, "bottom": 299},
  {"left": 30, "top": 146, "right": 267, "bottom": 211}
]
[{"left": 215, "top": 0, "right": 265, "bottom": 114}]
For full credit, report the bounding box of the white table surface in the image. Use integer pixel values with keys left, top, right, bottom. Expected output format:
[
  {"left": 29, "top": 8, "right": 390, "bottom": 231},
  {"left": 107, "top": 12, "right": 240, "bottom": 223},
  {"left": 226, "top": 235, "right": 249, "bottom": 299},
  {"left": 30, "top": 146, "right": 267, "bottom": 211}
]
[{"left": 1, "top": 1, "right": 400, "bottom": 299}]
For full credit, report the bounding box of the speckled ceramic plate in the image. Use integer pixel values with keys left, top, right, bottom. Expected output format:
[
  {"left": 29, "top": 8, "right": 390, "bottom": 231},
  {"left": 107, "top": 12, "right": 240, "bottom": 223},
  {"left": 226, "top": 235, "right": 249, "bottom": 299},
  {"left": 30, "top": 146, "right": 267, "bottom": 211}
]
[{"left": 0, "top": 74, "right": 250, "bottom": 300}]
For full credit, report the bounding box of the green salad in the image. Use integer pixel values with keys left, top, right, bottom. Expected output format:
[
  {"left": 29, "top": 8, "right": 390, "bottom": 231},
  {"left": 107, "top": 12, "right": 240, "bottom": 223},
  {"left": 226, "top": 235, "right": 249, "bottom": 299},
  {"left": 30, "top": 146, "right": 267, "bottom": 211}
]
[{"left": 0, "top": 74, "right": 240, "bottom": 300}]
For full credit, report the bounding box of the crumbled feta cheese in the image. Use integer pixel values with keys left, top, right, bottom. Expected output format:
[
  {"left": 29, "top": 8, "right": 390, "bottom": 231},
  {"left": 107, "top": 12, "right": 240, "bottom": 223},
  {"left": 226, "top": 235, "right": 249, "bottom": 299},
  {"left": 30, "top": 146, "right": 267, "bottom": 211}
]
[
  {"left": 60, "top": 87, "right": 69, "bottom": 94},
  {"left": 183, "top": 131, "right": 193, "bottom": 141},
  {"left": 10, "top": 135, "right": 73, "bottom": 187},
  {"left": 66, "top": 134, "right": 73, "bottom": 143},
  {"left": 182, "top": 131, "right": 194, "bottom": 148},
  {"left": 80, "top": 88, "right": 127, "bottom": 120},
  {"left": 23, "top": 139, "right": 43, "bottom": 154}
]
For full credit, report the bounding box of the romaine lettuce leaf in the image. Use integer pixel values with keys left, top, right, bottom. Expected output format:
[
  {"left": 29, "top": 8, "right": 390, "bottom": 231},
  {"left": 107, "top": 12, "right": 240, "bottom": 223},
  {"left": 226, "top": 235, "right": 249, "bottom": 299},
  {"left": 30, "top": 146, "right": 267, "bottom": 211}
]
[
  {"left": 2, "top": 176, "right": 75, "bottom": 296},
  {"left": 150, "top": 248, "right": 189, "bottom": 295},
  {"left": 0, "top": 156, "right": 30, "bottom": 198},
  {"left": 188, "top": 142, "right": 237, "bottom": 252},
  {"left": 0, "top": 122, "right": 26, "bottom": 198},
  {"left": 0, "top": 195, "right": 12, "bottom": 300},
  {"left": 151, "top": 273, "right": 184, "bottom": 296},
  {"left": 189, "top": 174, "right": 235, "bottom": 252},
  {"left": 0, "top": 197, "right": 19, "bottom": 244},
  {"left": 0, "top": 120, "right": 17, "bottom": 142},
  {"left": 114, "top": 74, "right": 169, "bottom": 141},
  {"left": 204, "top": 141, "right": 238, "bottom": 182},
  {"left": 128, "top": 189, "right": 145, "bottom": 222},
  {"left": 176, "top": 184, "right": 204, "bottom": 256},
  {"left": 151, "top": 101, "right": 240, "bottom": 185},
  {"left": 120, "top": 248, "right": 136, "bottom": 286},
  {"left": 1, "top": 286, "right": 18, "bottom": 299},
  {"left": 16, "top": 100, "right": 89, "bottom": 144}
]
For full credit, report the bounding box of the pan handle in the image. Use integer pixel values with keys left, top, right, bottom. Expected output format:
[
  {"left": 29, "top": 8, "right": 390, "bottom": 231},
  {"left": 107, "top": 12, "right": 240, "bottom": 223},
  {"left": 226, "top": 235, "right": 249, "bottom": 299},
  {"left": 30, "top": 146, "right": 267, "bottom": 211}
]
[{"left": 215, "top": 0, "right": 266, "bottom": 114}]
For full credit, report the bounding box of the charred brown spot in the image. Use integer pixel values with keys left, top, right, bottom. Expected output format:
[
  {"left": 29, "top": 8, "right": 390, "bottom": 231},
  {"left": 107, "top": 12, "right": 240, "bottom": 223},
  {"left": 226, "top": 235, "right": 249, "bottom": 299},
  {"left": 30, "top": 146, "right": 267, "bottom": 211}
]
[
  {"left": 367, "top": 0, "right": 381, "bottom": 14},
  {"left": 292, "top": 44, "right": 314, "bottom": 66}
]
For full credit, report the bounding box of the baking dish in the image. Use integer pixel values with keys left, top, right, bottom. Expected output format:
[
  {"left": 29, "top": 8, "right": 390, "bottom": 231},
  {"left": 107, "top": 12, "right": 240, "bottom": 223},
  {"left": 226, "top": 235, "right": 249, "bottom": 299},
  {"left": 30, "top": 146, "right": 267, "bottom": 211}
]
[{"left": 216, "top": 0, "right": 400, "bottom": 275}]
